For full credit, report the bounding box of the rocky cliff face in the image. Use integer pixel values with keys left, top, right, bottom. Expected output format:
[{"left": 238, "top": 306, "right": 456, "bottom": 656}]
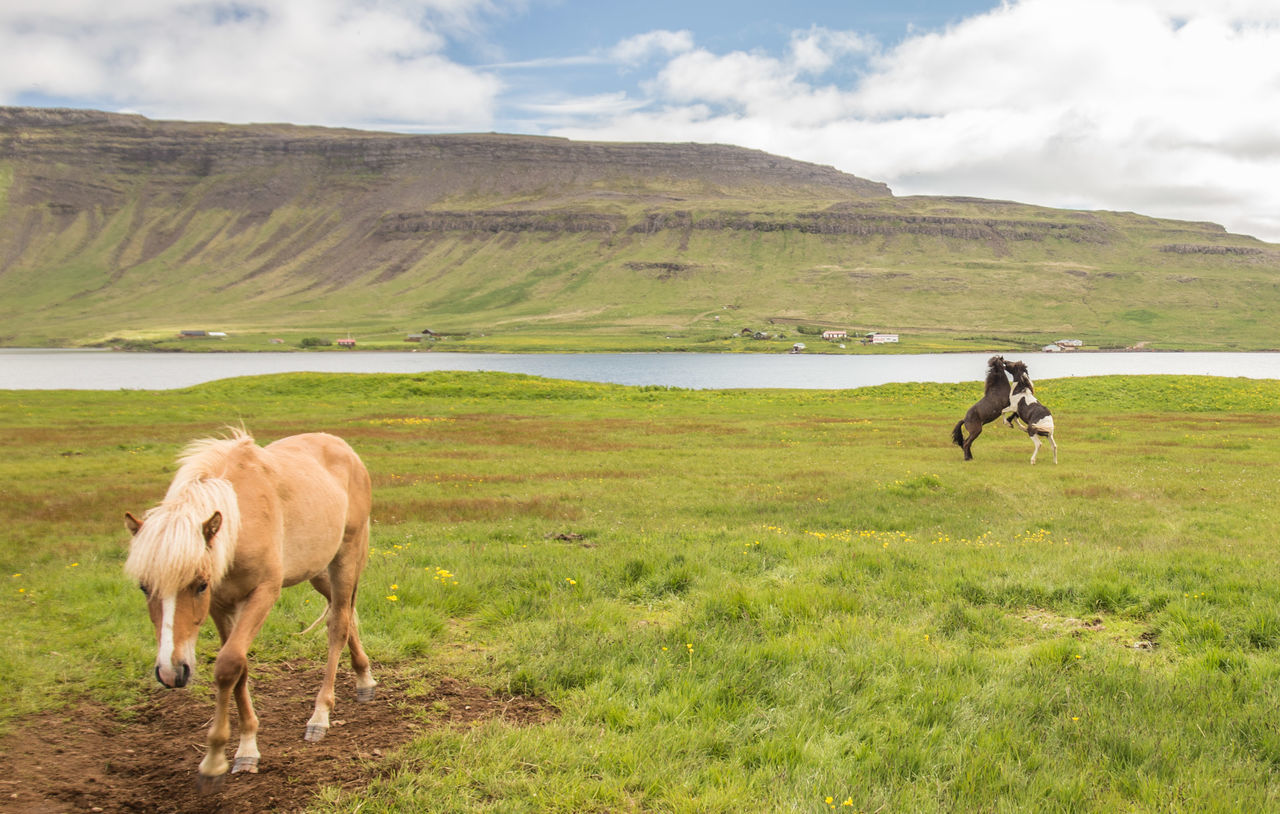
[{"left": 0, "top": 106, "right": 891, "bottom": 199}]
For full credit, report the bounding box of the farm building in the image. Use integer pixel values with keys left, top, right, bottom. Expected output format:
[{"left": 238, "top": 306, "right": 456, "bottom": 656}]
[
  {"left": 822, "top": 330, "right": 848, "bottom": 341},
  {"left": 336, "top": 338, "right": 356, "bottom": 348},
  {"left": 865, "top": 332, "right": 899, "bottom": 344}
]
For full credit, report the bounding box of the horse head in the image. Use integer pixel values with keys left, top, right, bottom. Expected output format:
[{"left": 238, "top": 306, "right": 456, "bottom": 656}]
[
  {"left": 124, "top": 509, "right": 223, "bottom": 689},
  {"left": 1003, "top": 360, "right": 1034, "bottom": 392}
]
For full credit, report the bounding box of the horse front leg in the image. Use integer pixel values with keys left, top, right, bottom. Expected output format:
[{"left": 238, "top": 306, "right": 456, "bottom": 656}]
[
  {"left": 196, "top": 673, "right": 233, "bottom": 793},
  {"left": 1002, "top": 404, "right": 1024, "bottom": 429},
  {"left": 198, "top": 589, "right": 279, "bottom": 791},
  {"left": 230, "top": 669, "right": 261, "bottom": 774},
  {"left": 211, "top": 608, "right": 262, "bottom": 775}
]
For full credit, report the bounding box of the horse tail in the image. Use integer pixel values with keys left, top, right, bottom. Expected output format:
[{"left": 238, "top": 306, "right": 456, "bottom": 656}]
[
  {"left": 952, "top": 420, "right": 965, "bottom": 447},
  {"left": 295, "top": 602, "right": 330, "bottom": 636}
]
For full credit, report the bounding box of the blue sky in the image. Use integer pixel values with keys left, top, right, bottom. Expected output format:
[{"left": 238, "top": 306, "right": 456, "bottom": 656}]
[
  {"left": 471, "top": 0, "right": 991, "bottom": 132},
  {"left": 4, "top": 1, "right": 1280, "bottom": 242}
]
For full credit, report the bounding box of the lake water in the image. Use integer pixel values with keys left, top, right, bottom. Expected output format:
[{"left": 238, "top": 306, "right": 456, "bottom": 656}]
[{"left": 2, "top": 349, "right": 1279, "bottom": 391}]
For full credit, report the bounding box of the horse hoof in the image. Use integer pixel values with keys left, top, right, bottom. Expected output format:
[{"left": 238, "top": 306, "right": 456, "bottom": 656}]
[
  {"left": 304, "top": 724, "right": 328, "bottom": 742},
  {"left": 232, "top": 756, "right": 260, "bottom": 774},
  {"left": 195, "top": 772, "right": 226, "bottom": 794},
  {"left": 356, "top": 686, "right": 376, "bottom": 703}
]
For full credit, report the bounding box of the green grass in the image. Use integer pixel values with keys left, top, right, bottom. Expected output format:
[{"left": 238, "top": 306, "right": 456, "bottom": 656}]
[{"left": 6, "top": 372, "right": 1280, "bottom": 810}]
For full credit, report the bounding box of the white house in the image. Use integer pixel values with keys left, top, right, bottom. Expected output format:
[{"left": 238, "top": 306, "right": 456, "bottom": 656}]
[
  {"left": 866, "top": 332, "right": 899, "bottom": 344},
  {"left": 822, "top": 330, "right": 848, "bottom": 341}
]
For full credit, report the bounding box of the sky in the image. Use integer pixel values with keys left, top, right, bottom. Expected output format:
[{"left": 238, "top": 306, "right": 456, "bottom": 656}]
[{"left": 3, "top": 0, "right": 1280, "bottom": 242}]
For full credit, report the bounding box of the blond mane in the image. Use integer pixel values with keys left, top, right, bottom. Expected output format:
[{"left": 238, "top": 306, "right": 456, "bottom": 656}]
[{"left": 124, "top": 430, "right": 249, "bottom": 595}]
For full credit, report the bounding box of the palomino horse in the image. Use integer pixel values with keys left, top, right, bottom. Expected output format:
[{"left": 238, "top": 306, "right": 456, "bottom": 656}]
[
  {"left": 1003, "top": 360, "right": 1058, "bottom": 464},
  {"left": 951, "top": 355, "right": 1012, "bottom": 461},
  {"left": 124, "top": 430, "right": 375, "bottom": 791}
]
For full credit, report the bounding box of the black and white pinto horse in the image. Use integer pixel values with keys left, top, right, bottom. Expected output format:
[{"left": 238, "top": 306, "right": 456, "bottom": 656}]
[
  {"left": 1003, "top": 360, "right": 1058, "bottom": 464},
  {"left": 952, "top": 356, "right": 1013, "bottom": 461}
]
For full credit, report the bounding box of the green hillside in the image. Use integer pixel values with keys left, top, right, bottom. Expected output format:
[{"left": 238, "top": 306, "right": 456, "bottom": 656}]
[{"left": 2, "top": 106, "right": 1277, "bottom": 351}]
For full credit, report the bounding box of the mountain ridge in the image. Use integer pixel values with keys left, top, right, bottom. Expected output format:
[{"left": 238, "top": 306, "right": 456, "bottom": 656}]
[{"left": 1, "top": 106, "right": 1276, "bottom": 351}]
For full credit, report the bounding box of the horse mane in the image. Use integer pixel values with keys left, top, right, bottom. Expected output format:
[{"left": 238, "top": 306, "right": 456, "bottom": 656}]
[
  {"left": 1011, "top": 366, "right": 1034, "bottom": 394},
  {"left": 124, "top": 429, "right": 249, "bottom": 595},
  {"left": 984, "top": 356, "right": 1008, "bottom": 388}
]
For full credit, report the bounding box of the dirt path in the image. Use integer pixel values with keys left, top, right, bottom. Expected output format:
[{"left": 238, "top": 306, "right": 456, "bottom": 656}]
[{"left": 0, "top": 663, "right": 553, "bottom": 813}]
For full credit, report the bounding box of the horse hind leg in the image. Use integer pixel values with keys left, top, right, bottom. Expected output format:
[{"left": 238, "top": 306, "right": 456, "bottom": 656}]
[
  {"left": 303, "top": 600, "right": 376, "bottom": 743},
  {"left": 306, "top": 538, "right": 376, "bottom": 740},
  {"left": 1030, "top": 434, "right": 1041, "bottom": 464},
  {"left": 348, "top": 604, "right": 377, "bottom": 702},
  {"left": 961, "top": 420, "right": 982, "bottom": 461},
  {"left": 1048, "top": 431, "right": 1058, "bottom": 464},
  {"left": 346, "top": 521, "right": 376, "bottom": 702},
  {"left": 304, "top": 598, "right": 348, "bottom": 742}
]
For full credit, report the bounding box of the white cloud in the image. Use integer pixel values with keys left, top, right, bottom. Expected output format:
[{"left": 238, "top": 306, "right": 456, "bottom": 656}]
[
  {"left": 517, "top": 92, "right": 648, "bottom": 119},
  {"left": 5, "top": 0, "right": 1280, "bottom": 241},
  {"left": 610, "top": 29, "right": 694, "bottom": 64},
  {"left": 550, "top": 1, "right": 1280, "bottom": 242},
  {"left": 788, "top": 26, "right": 875, "bottom": 74},
  {"left": 0, "top": 0, "right": 505, "bottom": 128}
]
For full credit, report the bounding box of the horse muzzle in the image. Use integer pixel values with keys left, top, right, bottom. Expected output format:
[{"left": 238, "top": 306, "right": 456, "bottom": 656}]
[{"left": 156, "top": 661, "right": 192, "bottom": 688}]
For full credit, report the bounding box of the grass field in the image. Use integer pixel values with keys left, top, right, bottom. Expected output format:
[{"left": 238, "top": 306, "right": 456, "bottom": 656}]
[{"left": 4, "top": 371, "right": 1280, "bottom": 811}]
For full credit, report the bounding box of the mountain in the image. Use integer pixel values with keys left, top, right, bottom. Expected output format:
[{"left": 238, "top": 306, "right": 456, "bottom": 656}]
[{"left": 1, "top": 106, "right": 1277, "bottom": 351}]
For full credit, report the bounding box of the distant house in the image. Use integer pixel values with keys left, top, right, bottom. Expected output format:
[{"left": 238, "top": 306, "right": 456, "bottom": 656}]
[
  {"left": 866, "top": 332, "right": 899, "bottom": 344},
  {"left": 1055, "top": 339, "right": 1083, "bottom": 349},
  {"left": 179, "top": 330, "right": 208, "bottom": 338},
  {"left": 336, "top": 338, "right": 356, "bottom": 348},
  {"left": 822, "top": 330, "right": 848, "bottom": 341}
]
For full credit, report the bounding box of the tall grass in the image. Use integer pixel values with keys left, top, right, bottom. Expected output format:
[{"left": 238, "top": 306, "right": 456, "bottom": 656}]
[{"left": 4, "top": 372, "right": 1280, "bottom": 810}]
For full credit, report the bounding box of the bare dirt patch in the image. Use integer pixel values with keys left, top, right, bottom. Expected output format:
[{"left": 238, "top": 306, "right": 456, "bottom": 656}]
[{"left": 0, "top": 663, "right": 554, "bottom": 813}]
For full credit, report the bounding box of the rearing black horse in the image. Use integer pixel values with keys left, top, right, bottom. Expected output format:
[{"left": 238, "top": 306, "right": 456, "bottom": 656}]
[{"left": 952, "top": 355, "right": 1011, "bottom": 461}]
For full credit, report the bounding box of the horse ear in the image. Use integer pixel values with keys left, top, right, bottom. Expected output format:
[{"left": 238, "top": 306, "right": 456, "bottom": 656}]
[
  {"left": 125, "top": 512, "right": 143, "bottom": 535},
  {"left": 202, "top": 512, "right": 222, "bottom": 546}
]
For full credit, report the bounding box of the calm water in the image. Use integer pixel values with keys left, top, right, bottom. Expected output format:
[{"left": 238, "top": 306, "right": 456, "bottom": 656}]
[{"left": 2, "top": 349, "right": 1278, "bottom": 391}]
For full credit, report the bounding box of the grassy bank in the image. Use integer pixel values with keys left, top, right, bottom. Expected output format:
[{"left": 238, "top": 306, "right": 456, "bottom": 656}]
[{"left": 4, "top": 372, "right": 1280, "bottom": 811}]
